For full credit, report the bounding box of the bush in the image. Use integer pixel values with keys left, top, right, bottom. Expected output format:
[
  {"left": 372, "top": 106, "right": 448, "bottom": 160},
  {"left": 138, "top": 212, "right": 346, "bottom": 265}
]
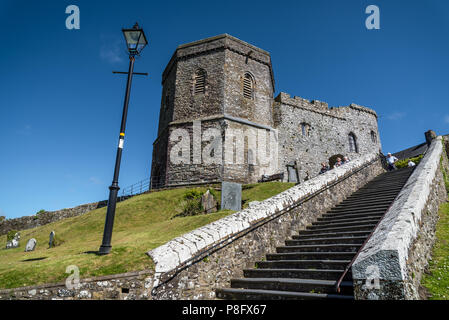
[
  {"left": 395, "top": 155, "right": 423, "bottom": 169},
  {"left": 6, "top": 230, "right": 18, "bottom": 242},
  {"left": 183, "top": 189, "right": 203, "bottom": 201},
  {"left": 174, "top": 188, "right": 216, "bottom": 218},
  {"left": 35, "top": 209, "right": 46, "bottom": 215}
]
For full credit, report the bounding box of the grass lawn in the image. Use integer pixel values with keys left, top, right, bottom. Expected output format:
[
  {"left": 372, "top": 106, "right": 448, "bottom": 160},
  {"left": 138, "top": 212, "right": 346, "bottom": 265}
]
[
  {"left": 0, "top": 181, "right": 294, "bottom": 289},
  {"left": 421, "top": 202, "right": 449, "bottom": 300}
]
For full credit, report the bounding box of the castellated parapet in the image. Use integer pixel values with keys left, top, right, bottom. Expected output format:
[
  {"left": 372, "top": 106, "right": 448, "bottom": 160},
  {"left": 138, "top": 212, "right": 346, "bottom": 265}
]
[{"left": 150, "top": 34, "right": 381, "bottom": 188}]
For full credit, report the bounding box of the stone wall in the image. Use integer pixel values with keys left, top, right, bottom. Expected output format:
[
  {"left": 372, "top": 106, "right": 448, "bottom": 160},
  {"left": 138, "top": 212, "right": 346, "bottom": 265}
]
[
  {"left": 274, "top": 93, "right": 381, "bottom": 183},
  {"left": 0, "top": 270, "right": 154, "bottom": 300},
  {"left": 0, "top": 200, "right": 108, "bottom": 236},
  {"left": 148, "top": 152, "right": 384, "bottom": 299},
  {"left": 352, "top": 136, "right": 448, "bottom": 300}
]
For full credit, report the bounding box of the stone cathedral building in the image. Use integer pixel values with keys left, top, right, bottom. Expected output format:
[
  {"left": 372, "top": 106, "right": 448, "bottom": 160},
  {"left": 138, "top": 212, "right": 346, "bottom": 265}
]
[{"left": 150, "top": 34, "right": 381, "bottom": 189}]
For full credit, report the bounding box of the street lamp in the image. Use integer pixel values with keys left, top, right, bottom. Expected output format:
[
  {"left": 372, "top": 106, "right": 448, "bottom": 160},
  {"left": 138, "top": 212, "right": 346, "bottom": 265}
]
[{"left": 98, "top": 23, "right": 148, "bottom": 255}]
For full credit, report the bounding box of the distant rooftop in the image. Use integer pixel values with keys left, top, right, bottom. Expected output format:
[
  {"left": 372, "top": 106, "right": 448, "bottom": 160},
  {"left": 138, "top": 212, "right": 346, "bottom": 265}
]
[{"left": 392, "top": 142, "right": 428, "bottom": 160}]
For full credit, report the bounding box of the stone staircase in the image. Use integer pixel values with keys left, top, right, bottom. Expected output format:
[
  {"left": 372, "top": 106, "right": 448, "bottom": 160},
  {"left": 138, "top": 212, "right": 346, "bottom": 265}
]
[{"left": 215, "top": 167, "right": 415, "bottom": 300}]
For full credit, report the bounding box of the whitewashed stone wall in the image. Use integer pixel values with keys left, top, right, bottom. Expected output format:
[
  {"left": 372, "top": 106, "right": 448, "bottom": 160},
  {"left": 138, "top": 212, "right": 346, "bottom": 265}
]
[
  {"left": 352, "top": 136, "right": 448, "bottom": 300},
  {"left": 149, "top": 152, "right": 384, "bottom": 299}
]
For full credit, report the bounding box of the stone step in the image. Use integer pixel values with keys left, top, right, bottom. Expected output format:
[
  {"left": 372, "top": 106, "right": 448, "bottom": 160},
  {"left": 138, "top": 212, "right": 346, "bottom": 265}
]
[
  {"left": 308, "top": 219, "right": 380, "bottom": 229},
  {"left": 317, "top": 213, "right": 383, "bottom": 222},
  {"left": 276, "top": 244, "right": 362, "bottom": 253},
  {"left": 343, "top": 194, "right": 397, "bottom": 202},
  {"left": 325, "top": 207, "right": 387, "bottom": 217},
  {"left": 331, "top": 203, "right": 391, "bottom": 212},
  {"left": 354, "top": 182, "right": 407, "bottom": 190},
  {"left": 286, "top": 236, "right": 366, "bottom": 246},
  {"left": 215, "top": 288, "right": 354, "bottom": 300},
  {"left": 293, "top": 230, "right": 371, "bottom": 239},
  {"left": 230, "top": 278, "right": 353, "bottom": 295},
  {"left": 266, "top": 252, "right": 356, "bottom": 261},
  {"left": 336, "top": 197, "right": 396, "bottom": 207},
  {"left": 243, "top": 268, "right": 349, "bottom": 281},
  {"left": 255, "top": 260, "right": 351, "bottom": 270},
  {"left": 350, "top": 187, "right": 404, "bottom": 196},
  {"left": 303, "top": 223, "right": 376, "bottom": 233}
]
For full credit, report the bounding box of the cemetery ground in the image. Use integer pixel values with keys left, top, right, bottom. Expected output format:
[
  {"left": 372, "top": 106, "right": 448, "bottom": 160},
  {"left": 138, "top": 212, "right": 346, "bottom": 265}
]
[{"left": 0, "top": 181, "right": 294, "bottom": 289}]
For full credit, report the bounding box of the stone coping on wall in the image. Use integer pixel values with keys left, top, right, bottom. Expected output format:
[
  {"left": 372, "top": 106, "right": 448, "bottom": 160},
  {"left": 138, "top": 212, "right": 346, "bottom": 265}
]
[
  {"left": 352, "top": 137, "right": 443, "bottom": 288},
  {"left": 147, "top": 151, "right": 379, "bottom": 286}
]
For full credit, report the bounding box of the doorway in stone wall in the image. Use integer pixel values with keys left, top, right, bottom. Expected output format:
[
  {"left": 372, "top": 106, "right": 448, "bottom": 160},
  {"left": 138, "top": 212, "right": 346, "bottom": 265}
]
[{"left": 329, "top": 154, "right": 344, "bottom": 169}]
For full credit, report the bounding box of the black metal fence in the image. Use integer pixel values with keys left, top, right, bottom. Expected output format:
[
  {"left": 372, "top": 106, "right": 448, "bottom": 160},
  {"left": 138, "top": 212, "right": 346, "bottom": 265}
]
[{"left": 118, "top": 177, "right": 151, "bottom": 201}]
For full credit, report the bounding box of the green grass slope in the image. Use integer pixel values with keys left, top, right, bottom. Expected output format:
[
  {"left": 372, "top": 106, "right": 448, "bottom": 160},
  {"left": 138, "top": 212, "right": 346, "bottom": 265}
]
[
  {"left": 421, "top": 202, "right": 449, "bottom": 299},
  {"left": 0, "top": 182, "right": 294, "bottom": 289}
]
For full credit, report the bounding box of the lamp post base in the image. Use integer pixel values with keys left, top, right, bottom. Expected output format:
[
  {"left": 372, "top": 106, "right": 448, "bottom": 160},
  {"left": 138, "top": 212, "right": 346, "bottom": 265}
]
[{"left": 98, "top": 245, "right": 112, "bottom": 255}]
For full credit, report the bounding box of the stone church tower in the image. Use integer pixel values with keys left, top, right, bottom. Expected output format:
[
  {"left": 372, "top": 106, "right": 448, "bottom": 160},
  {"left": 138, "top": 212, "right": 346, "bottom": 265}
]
[
  {"left": 151, "top": 34, "right": 279, "bottom": 188},
  {"left": 151, "top": 34, "right": 381, "bottom": 189}
]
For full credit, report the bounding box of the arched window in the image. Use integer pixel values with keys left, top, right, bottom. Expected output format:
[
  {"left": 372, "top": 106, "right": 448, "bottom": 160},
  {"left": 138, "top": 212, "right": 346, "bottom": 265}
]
[
  {"left": 243, "top": 73, "right": 254, "bottom": 100},
  {"left": 300, "top": 122, "right": 311, "bottom": 137},
  {"left": 193, "top": 69, "right": 206, "bottom": 95},
  {"left": 348, "top": 132, "right": 358, "bottom": 153},
  {"left": 370, "top": 130, "right": 377, "bottom": 143}
]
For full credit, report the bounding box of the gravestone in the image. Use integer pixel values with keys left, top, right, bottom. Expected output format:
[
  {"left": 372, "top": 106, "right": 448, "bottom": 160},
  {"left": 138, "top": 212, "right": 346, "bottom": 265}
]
[
  {"left": 49, "top": 231, "right": 55, "bottom": 248},
  {"left": 287, "top": 165, "right": 298, "bottom": 183},
  {"left": 286, "top": 161, "right": 300, "bottom": 183},
  {"left": 201, "top": 190, "right": 217, "bottom": 214},
  {"left": 25, "top": 238, "right": 37, "bottom": 252},
  {"left": 221, "top": 181, "right": 242, "bottom": 211},
  {"left": 6, "top": 232, "right": 20, "bottom": 249}
]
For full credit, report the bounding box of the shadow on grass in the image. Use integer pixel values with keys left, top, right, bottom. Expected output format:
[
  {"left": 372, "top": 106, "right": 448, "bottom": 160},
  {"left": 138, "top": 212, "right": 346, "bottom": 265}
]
[
  {"left": 22, "top": 257, "right": 47, "bottom": 262},
  {"left": 82, "top": 250, "right": 101, "bottom": 256}
]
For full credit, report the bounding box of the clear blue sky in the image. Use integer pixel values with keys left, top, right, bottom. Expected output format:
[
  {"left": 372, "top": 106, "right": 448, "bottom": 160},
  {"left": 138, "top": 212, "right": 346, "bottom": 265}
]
[{"left": 0, "top": 0, "right": 448, "bottom": 218}]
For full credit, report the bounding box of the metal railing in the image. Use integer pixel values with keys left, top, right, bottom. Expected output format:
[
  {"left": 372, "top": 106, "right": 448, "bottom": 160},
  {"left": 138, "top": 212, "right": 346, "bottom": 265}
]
[
  {"left": 119, "top": 177, "right": 151, "bottom": 201},
  {"left": 118, "top": 175, "right": 219, "bottom": 200}
]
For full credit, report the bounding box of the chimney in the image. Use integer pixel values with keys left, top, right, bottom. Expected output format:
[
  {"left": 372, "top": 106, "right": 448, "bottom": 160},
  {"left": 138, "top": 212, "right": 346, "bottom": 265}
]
[{"left": 425, "top": 130, "right": 437, "bottom": 146}]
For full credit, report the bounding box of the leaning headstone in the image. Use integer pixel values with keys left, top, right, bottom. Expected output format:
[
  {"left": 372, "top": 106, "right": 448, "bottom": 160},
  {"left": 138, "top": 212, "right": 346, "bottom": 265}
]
[
  {"left": 201, "top": 190, "right": 217, "bottom": 214},
  {"left": 6, "top": 232, "right": 20, "bottom": 249},
  {"left": 25, "top": 238, "right": 37, "bottom": 252},
  {"left": 221, "top": 181, "right": 242, "bottom": 211},
  {"left": 49, "top": 231, "right": 55, "bottom": 248}
]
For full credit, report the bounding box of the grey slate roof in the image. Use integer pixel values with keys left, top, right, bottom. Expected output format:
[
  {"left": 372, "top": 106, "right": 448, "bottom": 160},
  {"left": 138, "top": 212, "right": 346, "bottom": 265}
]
[{"left": 392, "top": 142, "right": 428, "bottom": 160}]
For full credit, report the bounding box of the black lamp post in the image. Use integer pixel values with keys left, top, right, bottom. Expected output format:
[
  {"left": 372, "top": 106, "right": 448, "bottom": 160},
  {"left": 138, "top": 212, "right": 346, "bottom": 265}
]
[{"left": 99, "top": 23, "right": 148, "bottom": 255}]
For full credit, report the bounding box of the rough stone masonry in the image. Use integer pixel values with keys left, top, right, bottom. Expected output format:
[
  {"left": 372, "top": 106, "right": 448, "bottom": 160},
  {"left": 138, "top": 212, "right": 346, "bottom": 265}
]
[{"left": 150, "top": 34, "right": 381, "bottom": 189}]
